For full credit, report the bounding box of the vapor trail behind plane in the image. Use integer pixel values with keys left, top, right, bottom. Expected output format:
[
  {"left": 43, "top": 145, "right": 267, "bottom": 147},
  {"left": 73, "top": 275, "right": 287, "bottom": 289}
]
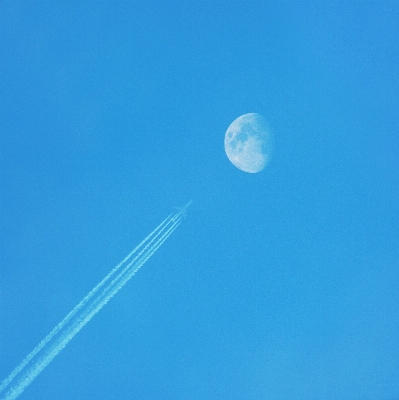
[{"left": 0, "top": 202, "right": 191, "bottom": 400}]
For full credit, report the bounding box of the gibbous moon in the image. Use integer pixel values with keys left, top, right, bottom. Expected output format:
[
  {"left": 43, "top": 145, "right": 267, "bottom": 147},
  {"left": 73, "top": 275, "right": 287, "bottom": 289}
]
[{"left": 224, "top": 113, "right": 273, "bottom": 173}]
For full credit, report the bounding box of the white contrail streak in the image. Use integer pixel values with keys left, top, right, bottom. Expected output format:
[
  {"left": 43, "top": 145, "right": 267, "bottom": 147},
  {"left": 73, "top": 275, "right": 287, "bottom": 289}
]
[
  {"left": 0, "top": 213, "right": 172, "bottom": 393},
  {"left": 0, "top": 203, "right": 191, "bottom": 400}
]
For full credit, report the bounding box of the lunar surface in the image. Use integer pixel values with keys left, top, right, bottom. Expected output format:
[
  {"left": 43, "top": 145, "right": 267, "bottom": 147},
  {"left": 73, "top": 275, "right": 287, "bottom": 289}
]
[{"left": 224, "top": 113, "right": 273, "bottom": 173}]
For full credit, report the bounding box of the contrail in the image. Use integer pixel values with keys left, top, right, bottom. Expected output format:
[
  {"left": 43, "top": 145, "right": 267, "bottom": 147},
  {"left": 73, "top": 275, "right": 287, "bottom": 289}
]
[{"left": 0, "top": 202, "right": 191, "bottom": 400}]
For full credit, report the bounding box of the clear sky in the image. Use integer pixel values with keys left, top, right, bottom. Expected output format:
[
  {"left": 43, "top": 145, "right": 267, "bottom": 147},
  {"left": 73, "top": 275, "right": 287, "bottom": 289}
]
[{"left": 1, "top": 2, "right": 398, "bottom": 399}]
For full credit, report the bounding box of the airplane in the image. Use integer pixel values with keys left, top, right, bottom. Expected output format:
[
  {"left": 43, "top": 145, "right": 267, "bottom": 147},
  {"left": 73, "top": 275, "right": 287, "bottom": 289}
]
[{"left": 174, "top": 200, "right": 193, "bottom": 220}]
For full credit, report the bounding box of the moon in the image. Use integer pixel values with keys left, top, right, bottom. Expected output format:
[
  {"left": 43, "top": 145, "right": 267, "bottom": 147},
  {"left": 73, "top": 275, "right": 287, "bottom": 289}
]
[{"left": 224, "top": 113, "right": 273, "bottom": 173}]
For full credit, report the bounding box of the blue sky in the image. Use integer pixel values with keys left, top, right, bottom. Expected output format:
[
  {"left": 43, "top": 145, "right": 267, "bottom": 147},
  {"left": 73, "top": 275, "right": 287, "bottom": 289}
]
[{"left": 1, "top": 2, "right": 398, "bottom": 399}]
